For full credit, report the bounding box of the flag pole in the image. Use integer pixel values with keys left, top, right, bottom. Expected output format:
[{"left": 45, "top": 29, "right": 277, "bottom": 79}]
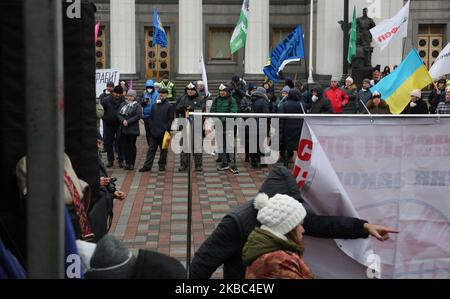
[
  {"left": 307, "top": 0, "right": 315, "bottom": 85},
  {"left": 156, "top": 44, "right": 160, "bottom": 81}
]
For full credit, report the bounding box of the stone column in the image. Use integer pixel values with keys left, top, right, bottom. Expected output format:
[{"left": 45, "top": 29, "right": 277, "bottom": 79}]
[
  {"left": 110, "top": 0, "right": 136, "bottom": 75},
  {"left": 245, "top": 0, "right": 270, "bottom": 75},
  {"left": 178, "top": 0, "right": 203, "bottom": 75}
]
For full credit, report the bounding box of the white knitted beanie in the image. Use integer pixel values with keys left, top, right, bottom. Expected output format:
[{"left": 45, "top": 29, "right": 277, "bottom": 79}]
[{"left": 254, "top": 193, "right": 307, "bottom": 239}]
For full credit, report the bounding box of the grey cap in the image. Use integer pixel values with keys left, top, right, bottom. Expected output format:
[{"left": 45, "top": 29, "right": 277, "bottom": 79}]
[
  {"left": 363, "top": 78, "right": 371, "bottom": 84},
  {"left": 256, "top": 87, "right": 267, "bottom": 94},
  {"left": 127, "top": 90, "right": 137, "bottom": 98},
  {"left": 331, "top": 77, "right": 339, "bottom": 82},
  {"left": 85, "top": 235, "right": 137, "bottom": 279}
]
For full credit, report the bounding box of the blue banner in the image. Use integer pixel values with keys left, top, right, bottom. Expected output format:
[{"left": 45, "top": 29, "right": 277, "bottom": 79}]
[
  {"left": 263, "top": 26, "right": 305, "bottom": 83},
  {"left": 153, "top": 8, "right": 168, "bottom": 48}
]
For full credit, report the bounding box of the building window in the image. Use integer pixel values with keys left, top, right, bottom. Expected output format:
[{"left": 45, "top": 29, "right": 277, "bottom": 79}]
[
  {"left": 272, "top": 27, "right": 295, "bottom": 48},
  {"left": 208, "top": 28, "right": 234, "bottom": 61}
]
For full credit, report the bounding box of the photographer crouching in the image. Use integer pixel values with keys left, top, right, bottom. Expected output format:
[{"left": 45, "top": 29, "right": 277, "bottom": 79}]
[{"left": 89, "top": 131, "right": 127, "bottom": 242}]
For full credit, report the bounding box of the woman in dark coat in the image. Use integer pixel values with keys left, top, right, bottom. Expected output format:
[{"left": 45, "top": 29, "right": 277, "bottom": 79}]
[
  {"left": 401, "top": 89, "right": 429, "bottom": 115},
  {"left": 117, "top": 90, "right": 143, "bottom": 170},
  {"left": 365, "top": 92, "right": 391, "bottom": 114},
  {"left": 279, "top": 89, "right": 305, "bottom": 168}
]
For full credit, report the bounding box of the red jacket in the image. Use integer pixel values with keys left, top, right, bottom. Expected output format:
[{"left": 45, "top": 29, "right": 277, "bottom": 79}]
[{"left": 324, "top": 86, "right": 349, "bottom": 114}]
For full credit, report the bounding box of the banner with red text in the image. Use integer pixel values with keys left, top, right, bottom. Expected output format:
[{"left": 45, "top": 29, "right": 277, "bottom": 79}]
[{"left": 295, "top": 117, "right": 450, "bottom": 279}]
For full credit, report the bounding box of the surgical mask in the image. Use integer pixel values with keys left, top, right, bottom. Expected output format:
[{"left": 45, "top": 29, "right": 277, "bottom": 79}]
[
  {"left": 147, "top": 88, "right": 153, "bottom": 93},
  {"left": 312, "top": 95, "right": 319, "bottom": 103}
]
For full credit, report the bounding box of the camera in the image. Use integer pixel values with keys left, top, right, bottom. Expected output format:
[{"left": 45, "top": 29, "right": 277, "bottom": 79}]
[{"left": 106, "top": 177, "right": 117, "bottom": 194}]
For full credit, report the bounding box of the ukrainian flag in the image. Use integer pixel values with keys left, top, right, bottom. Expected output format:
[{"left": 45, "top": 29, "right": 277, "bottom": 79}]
[{"left": 371, "top": 48, "right": 433, "bottom": 114}]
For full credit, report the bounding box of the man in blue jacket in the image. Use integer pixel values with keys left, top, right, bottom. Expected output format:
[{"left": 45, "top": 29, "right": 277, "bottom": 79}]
[{"left": 140, "top": 80, "right": 159, "bottom": 146}]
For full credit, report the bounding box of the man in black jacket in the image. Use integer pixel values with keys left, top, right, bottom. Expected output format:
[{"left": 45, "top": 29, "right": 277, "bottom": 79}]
[
  {"left": 101, "top": 85, "right": 126, "bottom": 168},
  {"left": 190, "top": 166, "right": 399, "bottom": 279},
  {"left": 139, "top": 88, "right": 175, "bottom": 172}
]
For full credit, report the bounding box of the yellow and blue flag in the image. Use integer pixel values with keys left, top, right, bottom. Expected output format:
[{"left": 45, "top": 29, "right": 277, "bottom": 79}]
[
  {"left": 153, "top": 8, "right": 167, "bottom": 48},
  {"left": 371, "top": 48, "right": 433, "bottom": 114}
]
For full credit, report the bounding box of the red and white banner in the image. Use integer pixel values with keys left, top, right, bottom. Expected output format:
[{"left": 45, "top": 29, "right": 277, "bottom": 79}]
[
  {"left": 370, "top": 0, "right": 410, "bottom": 51},
  {"left": 294, "top": 117, "right": 450, "bottom": 279}
]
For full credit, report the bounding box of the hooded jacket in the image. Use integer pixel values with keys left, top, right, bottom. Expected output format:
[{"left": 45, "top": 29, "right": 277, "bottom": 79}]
[
  {"left": 309, "top": 86, "right": 333, "bottom": 114},
  {"left": 140, "top": 80, "right": 159, "bottom": 119},
  {"left": 189, "top": 166, "right": 369, "bottom": 279},
  {"left": 323, "top": 86, "right": 349, "bottom": 114},
  {"left": 279, "top": 89, "right": 305, "bottom": 151}
]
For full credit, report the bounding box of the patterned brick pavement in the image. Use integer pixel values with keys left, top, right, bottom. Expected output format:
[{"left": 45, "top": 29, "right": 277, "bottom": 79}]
[{"left": 106, "top": 132, "right": 274, "bottom": 278}]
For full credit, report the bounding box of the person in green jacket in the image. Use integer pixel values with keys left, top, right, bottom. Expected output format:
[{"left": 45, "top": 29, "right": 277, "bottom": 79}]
[
  {"left": 210, "top": 84, "right": 239, "bottom": 174},
  {"left": 159, "top": 74, "right": 175, "bottom": 102}
]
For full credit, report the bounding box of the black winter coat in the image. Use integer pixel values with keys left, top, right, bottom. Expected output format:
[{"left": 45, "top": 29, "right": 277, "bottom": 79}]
[
  {"left": 401, "top": 99, "right": 429, "bottom": 114},
  {"left": 117, "top": 101, "right": 143, "bottom": 136},
  {"left": 149, "top": 100, "right": 175, "bottom": 139},
  {"left": 279, "top": 90, "right": 305, "bottom": 152},
  {"left": 189, "top": 166, "right": 369, "bottom": 279},
  {"left": 101, "top": 95, "right": 125, "bottom": 126}
]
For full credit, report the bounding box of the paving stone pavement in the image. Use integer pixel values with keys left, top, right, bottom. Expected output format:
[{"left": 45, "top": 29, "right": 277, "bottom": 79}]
[{"left": 105, "top": 131, "right": 276, "bottom": 278}]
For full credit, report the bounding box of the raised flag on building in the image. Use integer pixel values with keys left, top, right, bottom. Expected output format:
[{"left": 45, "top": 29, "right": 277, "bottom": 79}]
[
  {"left": 371, "top": 48, "right": 434, "bottom": 114},
  {"left": 263, "top": 26, "right": 305, "bottom": 83},
  {"left": 153, "top": 7, "right": 168, "bottom": 48},
  {"left": 230, "top": 0, "right": 249, "bottom": 54},
  {"left": 347, "top": 6, "right": 357, "bottom": 64},
  {"left": 370, "top": 0, "right": 410, "bottom": 51},
  {"left": 429, "top": 42, "right": 450, "bottom": 80}
]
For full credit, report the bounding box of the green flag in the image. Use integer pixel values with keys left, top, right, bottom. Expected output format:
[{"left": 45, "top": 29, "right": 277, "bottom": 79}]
[
  {"left": 347, "top": 6, "right": 357, "bottom": 64},
  {"left": 230, "top": 0, "right": 249, "bottom": 54}
]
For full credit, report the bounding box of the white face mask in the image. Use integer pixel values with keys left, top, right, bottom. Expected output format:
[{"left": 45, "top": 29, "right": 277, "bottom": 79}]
[
  {"left": 147, "top": 88, "right": 153, "bottom": 93},
  {"left": 312, "top": 95, "right": 319, "bottom": 103},
  {"left": 410, "top": 101, "right": 417, "bottom": 108}
]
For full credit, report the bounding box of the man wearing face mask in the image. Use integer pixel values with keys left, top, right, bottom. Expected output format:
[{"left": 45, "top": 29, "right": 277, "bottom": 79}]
[
  {"left": 101, "top": 85, "right": 126, "bottom": 168},
  {"left": 176, "top": 82, "right": 205, "bottom": 172},
  {"left": 139, "top": 88, "right": 175, "bottom": 173},
  {"left": 140, "top": 80, "right": 159, "bottom": 146},
  {"left": 401, "top": 89, "right": 429, "bottom": 114},
  {"left": 309, "top": 86, "right": 333, "bottom": 114},
  {"left": 356, "top": 79, "right": 373, "bottom": 113}
]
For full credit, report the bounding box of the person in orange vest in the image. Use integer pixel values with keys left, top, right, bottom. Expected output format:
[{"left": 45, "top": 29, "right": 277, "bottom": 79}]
[{"left": 323, "top": 77, "right": 349, "bottom": 114}]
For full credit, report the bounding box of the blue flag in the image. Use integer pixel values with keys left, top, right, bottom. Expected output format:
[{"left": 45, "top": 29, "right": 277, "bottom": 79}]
[
  {"left": 263, "top": 26, "right": 305, "bottom": 83},
  {"left": 153, "top": 8, "right": 168, "bottom": 48}
]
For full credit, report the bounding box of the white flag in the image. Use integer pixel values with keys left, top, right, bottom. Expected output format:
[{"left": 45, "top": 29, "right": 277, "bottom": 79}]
[
  {"left": 198, "top": 52, "right": 209, "bottom": 97},
  {"left": 429, "top": 42, "right": 450, "bottom": 80},
  {"left": 294, "top": 122, "right": 376, "bottom": 278},
  {"left": 370, "top": 0, "right": 410, "bottom": 51}
]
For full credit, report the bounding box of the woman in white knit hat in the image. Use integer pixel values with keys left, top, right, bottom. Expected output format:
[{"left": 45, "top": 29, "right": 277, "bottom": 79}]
[{"left": 242, "top": 193, "right": 314, "bottom": 279}]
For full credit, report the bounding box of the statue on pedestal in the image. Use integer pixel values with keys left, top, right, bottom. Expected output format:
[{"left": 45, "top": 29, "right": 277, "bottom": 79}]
[{"left": 355, "top": 8, "right": 376, "bottom": 67}]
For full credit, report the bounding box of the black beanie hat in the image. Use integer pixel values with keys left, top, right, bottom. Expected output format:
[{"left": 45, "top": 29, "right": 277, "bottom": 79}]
[{"left": 114, "top": 86, "right": 124, "bottom": 94}]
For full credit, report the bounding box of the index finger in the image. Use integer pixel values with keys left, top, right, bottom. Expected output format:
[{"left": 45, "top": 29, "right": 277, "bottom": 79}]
[{"left": 381, "top": 227, "right": 400, "bottom": 233}]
